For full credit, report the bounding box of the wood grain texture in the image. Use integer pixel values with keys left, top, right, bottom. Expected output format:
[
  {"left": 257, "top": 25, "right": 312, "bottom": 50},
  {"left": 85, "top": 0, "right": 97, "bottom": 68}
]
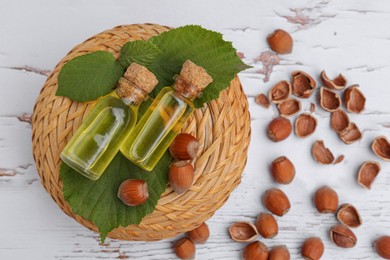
[{"left": 1, "top": 0, "right": 390, "bottom": 259}]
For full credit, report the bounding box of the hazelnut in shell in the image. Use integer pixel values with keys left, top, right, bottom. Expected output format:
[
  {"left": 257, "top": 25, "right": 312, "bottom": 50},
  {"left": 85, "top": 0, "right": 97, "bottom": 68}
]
[
  {"left": 255, "top": 212, "right": 278, "bottom": 239},
  {"left": 301, "top": 237, "right": 324, "bottom": 260},
  {"left": 375, "top": 236, "right": 390, "bottom": 259},
  {"left": 268, "top": 245, "right": 290, "bottom": 260},
  {"left": 117, "top": 179, "right": 149, "bottom": 206},
  {"left": 263, "top": 188, "right": 291, "bottom": 216},
  {"left": 169, "top": 133, "right": 199, "bottom": 160},
  {"left": 187, "top": 222, "right": 209, "bottom": 244},
  {"left": 314, "top": 186, "right": 338, "bottom": 213},
  {"left": 271, "top": 156, "right": 295, "bottom": 184},
  {"left": 267, "top": 117, "right": 292, "bottom": 142},
  {"left": 267, "top": 29, "right": 293, "bottom": 54},
  {"left": 173, "top": 237, "right": 195, "bottom": 259},
  {"left": 169, "top": 161, "right": 194, "bottom": 194},
  {"left": 242, "top": 241, "right": 269, "bottom": 260}
]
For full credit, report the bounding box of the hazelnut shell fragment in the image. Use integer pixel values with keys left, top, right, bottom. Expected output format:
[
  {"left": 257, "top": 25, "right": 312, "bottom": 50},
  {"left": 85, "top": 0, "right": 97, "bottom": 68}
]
[
  {"left": 375, "top": 236, "right": 390, "bottom": 259},
  {"left": 267, "top": 117, "right": 293, "bottom": 142},
  {"left": 229, "top": 222, "right": 258, "bottom": 242},
  {"left": 372, "top": 136, "right": 390, "bottom": 161},
  {"left": 320, "top": 70, "right": 347, "bottom": 90},
  {"left": 314, "top": 186, "right": 339, "bottom": 213},
  {"left": 169, "top": 133, "right": 199, "bottom": 160},
  {"left": 187, "top": 222, "right": 209, "bottom": 244},
  {"left": 330, "top": 224, "right": 357, "bottom": 248},
  {"left": 263, "top": 188, "right": 291, "bottom": 216},
  {"left": 291, "top": 71, "right": 316, "bottom": 98},
  {"left": 255, "top": 93, "right": 271, "bottom": 108},
  {"left": 269, "top": 80, "right": 291, "bottom": 103},
  {"left": 330, "top": 109, "right": 350, "bottom": 133},
  {"left": 334, "top": 155, "right": 345, "bottom": 164},
  {"left": 319, "top": 87, "right": 341, "bottom": 112},
  {"left": 312, "top": 140, "right": 335, "bottom": 165},
  {"left": 336, "top": 203, "right": 362, "bottom": 228},
  {"left": 301, "top": 237, "right": 324, "bottom": 260},
  {"left": 267, "top": 29, "right": 293, "bottom": 54},
  {"left": 358, "top": 161, "right": 381, "bottom": 189},
  {"left": 295, "top": 113, "right": 317, "bottom": 138},
  {"left": 255, "top": 212, "right": 279, "bottom": 239},
  {"left": 344, "top": 85, "right": 366, "bottom": 113},
  {"left": 271, "top": 156, "right": 296, "bottom": 184},
  {"left": 338, "top": 123, "right": 362, "bottom": 144},
  {"left": 242, "top": 241, "right": 269, "bottom": 260},
  {"left": 268, "top": 245, "right": 290, "bottom": 260},
  {"left": 277, "top": 98, "right": 301, "bottom": 117},
  {"left": 310, "top": 103, "right": 316, "bottom": 113},
  {"left": 173, "top": 237, "right": 196, "bottom": 259}
]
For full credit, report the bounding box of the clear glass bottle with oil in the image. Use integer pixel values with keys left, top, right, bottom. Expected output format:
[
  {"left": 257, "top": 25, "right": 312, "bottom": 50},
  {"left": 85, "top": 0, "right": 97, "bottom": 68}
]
[
  {"left": 60, "top": 63, "right": 158, "bottom": 180},
  {"left": 121, "top": 60, "right": 213, "bottom": 171}
]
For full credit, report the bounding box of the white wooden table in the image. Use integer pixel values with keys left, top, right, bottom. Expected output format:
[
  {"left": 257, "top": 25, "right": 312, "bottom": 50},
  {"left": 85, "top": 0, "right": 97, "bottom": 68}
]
[{"left": 1, "top": 0, "right": 390, "bottom": 259}]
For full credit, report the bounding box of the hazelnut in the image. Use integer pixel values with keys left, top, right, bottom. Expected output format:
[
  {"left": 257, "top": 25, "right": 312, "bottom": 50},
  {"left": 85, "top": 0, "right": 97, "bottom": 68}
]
[
  {"left": 169, "top": 161, "right": 195, "bottom": 194},
  {"left": 271, "top": 156, "right": 295, "bottom": 184},
  {"left": 242, "top": 241, "right": 269, "bottom": 260},
  {"left": 312, "top": 140, "right": 335, "bottom": 165},
  {"left": 372, "top": 136, "right": 390, "bottom": 162},
  {"left": 301, "top": 237, "right": 324, "bottom": 260},
  {"left": 269, "top": 80, "right": 291, "bottom": 103},
  {"left": 173, "top": 237, "right": 195, "bottom": 259},
  {"left": 295, "top": 113, "right": 317, "bottom": 138},
  {"left": 267, "top": 117, "right": 292, "bottom": 142},
  {"left": 263, "top": 188, "right": 291, "bottom": 216},
  {"left": 187, "top": 222, "right": 209, "bottom": 244},
  {"left": 330, "top": 109, "right": 350, "bottom": 133},
  {"left": 330, "top": 224, "right": 357, "bottom": 248},
  {"left": 358, "top": 161, "right": 381, "bottom": 189},
  {"left": 229, "top": 222, "right": 258, "bottom": 242},
  {"left": 169, "top": 133, "right": 199, "bottom": 160},
  {"left": 268, "top": 245, "right": 290, "bottom": 260},
  {"left": 344, "top": 85, "right": 366, "bottom": 114},
  {"left": 291, "top": 71, "right": 316, "bottom": 98},
  {"left": 314, "top": 186, "right": 338, "bottom": 213},
  {"left": 336, "top": 203, "right": 362, "bottom": 228},
  {"left": 255, "top": 93, "right": 271, "bottom": 108},
  {"left": 375, "top": 236, "right": 390, "bottom": 259},
  {"left": 277, "top": 98, "right": 301, "bottom": 117},
  {"left": 255, "top": 212, "right": 278, "bottom": 239},
  {"left": 338, "top": 123, "right": 362, "bottom": 144},
  {"left": 320, "top": 70, "right": 347, "bottom": 90},
  {"left": 319, "top": 87, "right": 341, "bottom": 112},
  {"left": 267, "top": 29, "right": 293, "bottom": 54},
  {"left": 117, "top": 179, "right": 149, "bottom": 206}
]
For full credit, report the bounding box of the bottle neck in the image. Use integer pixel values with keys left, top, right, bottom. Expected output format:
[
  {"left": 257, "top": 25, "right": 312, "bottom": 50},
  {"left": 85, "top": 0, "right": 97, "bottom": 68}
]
[
  {"left": 173, "top": 75, "right": 201, "bottom": 100},
  {"left": 116, "top": 80, "right": 148, "bottom": 106}
]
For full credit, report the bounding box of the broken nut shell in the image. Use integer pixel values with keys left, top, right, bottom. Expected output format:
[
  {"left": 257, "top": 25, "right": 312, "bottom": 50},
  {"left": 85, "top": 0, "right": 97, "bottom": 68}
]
[
  {"left": 229, "top": 222, "right": 258, "bottom": 242},
  {"left": 312, "top": 140, "right": 335, "bottom": 165},
  {"left": 267, "top": 117, "right": 293, "bottom": 142},
  {"left": 267, "top": 29, "right": 293, "bottom": 54},
  {"left": 255, "top": 93, "right": 271, "bottom": 108},
  {"left": 295, "top": 113, "right": 317, "bottom": 138},
  {"left": 263, "top": 188, "right": 291, "bottom": 216},
  {"left": 330, "top": 109, "right": 350, "bottom": 133},
  {"left": 291, "top": 71, "right": 316, "bottom": 98},
  {"left": 336, "top": 203, "right": 362, "bottom": 228},
  {"left": 314, "top": 186, "right": 339, "bottom": 214},
  {"left": 330, "top": 225, "right": 357, "bottom": 248},
  {"left": 372, "top": 136, "right": 390, "bottom": 161},
  {"left": 344, "top": 85, "right": 366, "bottom": 114},
  {"left": 277, "top": 98, "right": 301, "bottom": 117},
  {"left": 319, "top": 87, "right": 341, "bottom": 112},
  {"left": 320, "top": 70, "right": 347, "bottom": 90},
  {"left": 269, "top": 80, "right": 291, "bottom": 103},
  {"left": 358, "top": 161, "right": 381, "bottom": 189},
  {"left": 338, "top": 123, "right": 362, "bottom": 144}
]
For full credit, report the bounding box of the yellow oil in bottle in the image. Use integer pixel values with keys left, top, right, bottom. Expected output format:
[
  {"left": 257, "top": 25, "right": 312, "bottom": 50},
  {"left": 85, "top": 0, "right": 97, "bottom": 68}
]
[
  {"left": 121, "top": 87, "right": 194, "bottom": 171},
  {"left": 61, "top": 93, "right": 138, "bottom": 180}
]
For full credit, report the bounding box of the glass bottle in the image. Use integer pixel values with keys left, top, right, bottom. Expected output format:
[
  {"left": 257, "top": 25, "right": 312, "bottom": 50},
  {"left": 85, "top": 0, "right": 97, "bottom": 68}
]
[
  {"left": 60, "top": 63, "right": 158, "bottom": 180},
  {"left": 121, "top": 60, "right": 213, "bottom": 171}
]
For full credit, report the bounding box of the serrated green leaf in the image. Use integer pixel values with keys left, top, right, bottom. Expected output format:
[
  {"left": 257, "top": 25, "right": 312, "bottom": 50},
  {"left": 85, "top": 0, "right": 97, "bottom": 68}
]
[
  {"left": 61, "top": 152, "right": 171, "bottom": 243},
  {"left": 56, "top": 51, "right": 124, "bottom": 102},
  {"left": 118, "top": 40, "right": 162, "bottom": 69},
  {"left": 148, "top": 25, "right": 251, "bottom": 108}
]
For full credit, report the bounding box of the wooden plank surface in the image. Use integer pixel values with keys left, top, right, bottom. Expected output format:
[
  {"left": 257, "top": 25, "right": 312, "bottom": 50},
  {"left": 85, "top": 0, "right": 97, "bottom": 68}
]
[{"left": 1, "top": 0, "right": 390, "bottom": 259}]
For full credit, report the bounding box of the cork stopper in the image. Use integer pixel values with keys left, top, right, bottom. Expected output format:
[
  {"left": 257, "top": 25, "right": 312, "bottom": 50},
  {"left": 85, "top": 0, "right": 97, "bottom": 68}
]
[
  {"left": 116, "top": 63, "right": 158, "bottom": 104},
  {"left": 176, "top": 60, "right": 213, "bottom": 98}
]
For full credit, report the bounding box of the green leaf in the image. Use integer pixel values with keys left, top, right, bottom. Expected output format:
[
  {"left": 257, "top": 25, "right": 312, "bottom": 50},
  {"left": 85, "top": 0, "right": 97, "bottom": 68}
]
[
  {"left": 118, "top": 40, "right": 162, "bottom": 69},
  {"left": 57, "top": 51, "right": 124, "bottom": 102},
  {"left": 61, "top": 152, "right": 170, "bottom": 243},
  {"left": 148, "top": 25, "right": 251, "bottom": 108}
]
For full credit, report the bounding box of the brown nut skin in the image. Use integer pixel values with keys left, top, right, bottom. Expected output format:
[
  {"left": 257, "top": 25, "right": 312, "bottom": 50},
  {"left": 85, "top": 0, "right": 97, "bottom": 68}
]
[
  {"left": 187, "top": 222, "right": 209, "bottom": 244},
  {"left": 267, "top": 29, "right": 293, "bottom": 54},
  {"left": 169, "top": 133, "right": 199, "bottom": 160},
  {"left": 267, "top": 117, "right": 293, "bottom": 142},
  {"left": 173, "top": 237, "right": 196, "bottom": 259},
  {"left": 117, "top": 179, "right": 149, "bottom": 206},
  {"left": 314, "top": 186, "right": 339, "bottom": 213},
  {"left": 255, "top": 212, "right": 278, "bottom": 239},
  {"left": 375, "top": 236, "right": 390, "bottom": 259},
  {"left": 336, "top": 204, "right": 362, "bottom": 228},
  {"left": 268, "top": 245, "right": 290, "bottom": 260},
  {"left": 301, "top": 237, "right": 324, "bottom": 260},
  {"left": 271, "top": 156, "right": 295, "bottom": 184},
  {"left": 169, "top": 161, "right": 194, "bottom": 194},
  {"left": 330, "top": 225, "right": 357, "bottom": 248},
  {"left": 242, "top": 241, "right": 269, "bottom": 260},
  {"left": 229, "top": 222, "right": 258, "bottom": 242},
  {"left": 263, "top": 188, "right": 291, "bottom": 216}
]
